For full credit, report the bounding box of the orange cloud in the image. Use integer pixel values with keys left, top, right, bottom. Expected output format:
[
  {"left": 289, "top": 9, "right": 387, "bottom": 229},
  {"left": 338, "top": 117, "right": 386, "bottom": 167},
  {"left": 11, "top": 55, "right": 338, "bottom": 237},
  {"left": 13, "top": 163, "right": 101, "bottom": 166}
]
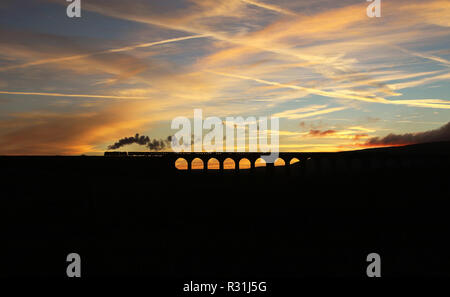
[
  {"left": 308, "top": 129, "right": 337, "bottom": 137},
  {"left": 0, "top": 102, "right": 151, "bottom": 155}
]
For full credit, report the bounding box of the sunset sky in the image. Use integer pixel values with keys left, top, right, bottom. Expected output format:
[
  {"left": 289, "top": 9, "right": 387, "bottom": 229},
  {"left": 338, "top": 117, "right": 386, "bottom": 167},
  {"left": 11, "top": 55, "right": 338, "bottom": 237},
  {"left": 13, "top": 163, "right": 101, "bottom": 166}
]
[{"left": 0, "top": 0, "right": 449, "bottom": 155}]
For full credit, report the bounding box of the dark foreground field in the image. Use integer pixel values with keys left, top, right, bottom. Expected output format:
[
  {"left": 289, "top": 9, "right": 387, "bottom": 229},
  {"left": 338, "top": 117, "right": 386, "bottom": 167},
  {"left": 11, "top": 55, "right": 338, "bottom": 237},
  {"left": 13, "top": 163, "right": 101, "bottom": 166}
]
[{"left": 1, "top": 142, "right": 450, "bottom": 281}]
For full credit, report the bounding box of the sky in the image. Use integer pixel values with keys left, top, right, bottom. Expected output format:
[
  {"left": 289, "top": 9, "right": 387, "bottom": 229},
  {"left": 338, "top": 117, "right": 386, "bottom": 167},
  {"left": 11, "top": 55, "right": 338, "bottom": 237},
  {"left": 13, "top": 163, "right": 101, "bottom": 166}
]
[{"left": 0, "top": 0, "right": 449, "bottom": 155}]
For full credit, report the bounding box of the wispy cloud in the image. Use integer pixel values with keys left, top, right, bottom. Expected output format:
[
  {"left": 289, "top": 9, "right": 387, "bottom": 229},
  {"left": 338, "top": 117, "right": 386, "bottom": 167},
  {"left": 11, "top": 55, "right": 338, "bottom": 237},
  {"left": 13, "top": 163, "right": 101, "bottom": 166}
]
[
  {"left": 0, "top": 34, "right": 209, "bottom": 72},
  {"left": 0, "top": 91, "right": 149, "bottom": 100},
  {"left": 240, "top": 0, "right": 296, "bottom": 15},
  {"left": 394, "top": 46, "right": 450, "bottom": 67},
  {"left": 273, "top": 105, "right": 347, "bottom": 119},
  {"left": 208, "top": 70, "right": 450, "bottom": 109}
]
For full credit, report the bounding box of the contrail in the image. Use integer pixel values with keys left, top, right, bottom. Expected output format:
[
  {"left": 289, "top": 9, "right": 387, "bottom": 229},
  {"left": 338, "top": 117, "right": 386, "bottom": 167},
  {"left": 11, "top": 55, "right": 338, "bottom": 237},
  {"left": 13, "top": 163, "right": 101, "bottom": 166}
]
[
  {"left": 393, "top": 45, "right": 450, "bottom": 67},
  {"left": 206, "top": 70, "right": 387, "bottom": 103},
  {"left": 0, "top": 91, "right": 148, "bottom": 100},
  {"left": 206, "top": 70, "right": 450, "bottom": 109},
  {"left": 0, "top": 34, "right": 209, "bottom": 71},
  {"left": 274, "top": 106, "right": 348, "bottom": 120},
  {"left": 240, "top": 0, "right": 296, "bottom": 16}
]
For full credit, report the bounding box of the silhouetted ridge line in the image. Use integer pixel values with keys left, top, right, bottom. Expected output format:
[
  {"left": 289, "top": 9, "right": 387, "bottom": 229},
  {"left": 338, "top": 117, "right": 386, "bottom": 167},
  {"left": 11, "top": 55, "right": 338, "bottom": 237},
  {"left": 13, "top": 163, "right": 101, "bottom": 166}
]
[{"left": 364, "top": 121, "right": 450, "bottom": 146}]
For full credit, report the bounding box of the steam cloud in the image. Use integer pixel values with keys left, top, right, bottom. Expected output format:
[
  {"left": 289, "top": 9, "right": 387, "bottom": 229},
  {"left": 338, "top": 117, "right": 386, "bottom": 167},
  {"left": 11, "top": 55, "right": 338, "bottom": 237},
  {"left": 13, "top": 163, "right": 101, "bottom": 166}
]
[
  {"left": 365, "top": 121, "right": 450, "bottom": 146},
  {"left": 108, "top": 134, "right": 172, "bottom": 151}
]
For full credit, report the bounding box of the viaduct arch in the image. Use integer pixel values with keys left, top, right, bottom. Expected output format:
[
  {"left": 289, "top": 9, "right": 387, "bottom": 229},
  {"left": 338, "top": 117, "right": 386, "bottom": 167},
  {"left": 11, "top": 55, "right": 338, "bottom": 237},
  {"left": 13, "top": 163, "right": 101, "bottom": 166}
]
[{"left": 104, "top": 151, "right": 450, "bottom": 174}]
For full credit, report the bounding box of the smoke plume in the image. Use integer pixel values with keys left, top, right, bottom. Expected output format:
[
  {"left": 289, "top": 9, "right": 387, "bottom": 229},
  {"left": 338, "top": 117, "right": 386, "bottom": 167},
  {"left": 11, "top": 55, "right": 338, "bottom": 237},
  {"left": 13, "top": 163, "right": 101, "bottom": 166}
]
[{"left": 107, "top": 134, "right": 172, "bottom": 151}]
